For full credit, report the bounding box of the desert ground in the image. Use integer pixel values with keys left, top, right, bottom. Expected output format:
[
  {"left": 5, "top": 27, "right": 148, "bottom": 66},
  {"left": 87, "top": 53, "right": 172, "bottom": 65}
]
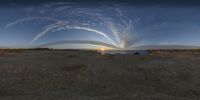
[{"left": 0, "top": 49, "right": 200, "bottom": 100}]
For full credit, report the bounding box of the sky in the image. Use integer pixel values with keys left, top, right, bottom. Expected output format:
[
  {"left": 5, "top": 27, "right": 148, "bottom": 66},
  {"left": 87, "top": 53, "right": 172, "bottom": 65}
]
[{"left": 0, "top": 0, "right": 200, "bottom": 49}]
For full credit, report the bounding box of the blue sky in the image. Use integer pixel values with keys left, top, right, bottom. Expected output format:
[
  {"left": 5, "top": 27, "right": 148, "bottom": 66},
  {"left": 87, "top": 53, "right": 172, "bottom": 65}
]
[{"left": 0, "top": 1, "right": 200, "bottom": 49}]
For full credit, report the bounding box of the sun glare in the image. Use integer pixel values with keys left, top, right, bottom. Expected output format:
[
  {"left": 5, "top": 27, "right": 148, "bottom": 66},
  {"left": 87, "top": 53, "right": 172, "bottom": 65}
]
[{"left": 100, "top": 48, "right": 105, "bottom": 51}]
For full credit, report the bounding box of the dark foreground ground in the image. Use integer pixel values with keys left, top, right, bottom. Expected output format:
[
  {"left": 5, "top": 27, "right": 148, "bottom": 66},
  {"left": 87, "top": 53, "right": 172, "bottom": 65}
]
[{"left": 0, "top": 49, "right": 200, "bottom": 100}]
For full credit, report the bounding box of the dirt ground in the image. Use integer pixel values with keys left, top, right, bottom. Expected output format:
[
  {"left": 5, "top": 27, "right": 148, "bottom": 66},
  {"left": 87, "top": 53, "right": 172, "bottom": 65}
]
[{"left": 0, "top": 50, "right": 200, "bottom": 100}]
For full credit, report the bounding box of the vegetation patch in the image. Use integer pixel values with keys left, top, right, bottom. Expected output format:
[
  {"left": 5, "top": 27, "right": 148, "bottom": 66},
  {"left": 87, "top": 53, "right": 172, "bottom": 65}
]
[{"left": 60, "top": 64, "right": 87, "bottom": 72}]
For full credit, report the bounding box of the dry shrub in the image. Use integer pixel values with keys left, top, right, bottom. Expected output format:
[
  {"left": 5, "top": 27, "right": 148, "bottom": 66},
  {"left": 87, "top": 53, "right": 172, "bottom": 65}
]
[
  {"left": 60, "top": 64, "right": 87, "bottom": 72},
  {"left": 67, "top": 54, "right": 78, "bottom": 58}
]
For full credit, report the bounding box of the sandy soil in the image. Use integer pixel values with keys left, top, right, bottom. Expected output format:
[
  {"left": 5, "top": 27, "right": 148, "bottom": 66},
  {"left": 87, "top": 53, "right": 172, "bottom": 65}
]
[{"left": 0, "top": 50, "right": 200, "bottom": 100}]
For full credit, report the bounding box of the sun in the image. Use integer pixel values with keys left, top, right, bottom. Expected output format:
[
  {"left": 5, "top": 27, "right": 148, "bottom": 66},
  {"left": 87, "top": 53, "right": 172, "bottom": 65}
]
[
  {"left": 100, "top": 48, "right": 105, "bottom": 51},
  {"left": 96, "top": 47, "right": 106, "bottom": 54}
]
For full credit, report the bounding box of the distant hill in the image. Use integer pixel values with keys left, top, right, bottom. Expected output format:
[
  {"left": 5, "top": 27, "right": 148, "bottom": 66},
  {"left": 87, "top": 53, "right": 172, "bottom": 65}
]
[
  {"left": 0, "top": 46, "right": 9, "bottom": 49},
  {"left": 133, "top": 45, "right": 200, "bottom": 50}
]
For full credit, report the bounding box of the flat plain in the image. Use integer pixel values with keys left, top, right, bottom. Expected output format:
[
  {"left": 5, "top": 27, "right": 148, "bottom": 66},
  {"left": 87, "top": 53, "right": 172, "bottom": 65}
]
[{"left": 0, "top": 49, "right": 200, "bottom": 100}]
